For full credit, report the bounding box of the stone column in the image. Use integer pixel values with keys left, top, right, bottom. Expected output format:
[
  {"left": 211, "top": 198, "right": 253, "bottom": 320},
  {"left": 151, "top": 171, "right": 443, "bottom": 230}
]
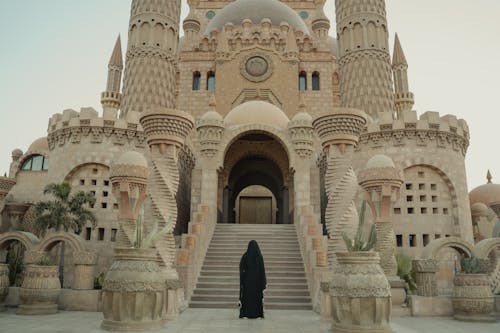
[
  {"left": 282, "top": 187, "right": 289, "bottom": 224},
  {"left": 358, "top": 155, "right": 406, "bottom": 307},
  {"left": 312, "top": 107, "right": 366, "bottom": 266},
  {"left": 412, "top": 259, "right": 439, "bottom": 297},
  {"left": 72, "top": 251, "right": 98, "bottom": 290},
  {"left": 222, "top": 187, "right": 230, "bottom": 223}
]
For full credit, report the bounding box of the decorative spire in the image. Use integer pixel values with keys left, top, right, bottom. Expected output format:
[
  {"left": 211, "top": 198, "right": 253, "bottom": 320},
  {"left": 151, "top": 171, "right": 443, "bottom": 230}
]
[
  {"left": 392, "top": 33, "right": 407, "bottom": 67},
  {"left": 109, "top": 35, "right": 123, "bottom": 68},
  {"left": 487, "top": 170, "right": 493, "bottom": 184},
  {"left": 209, "top": 94, "right": 216, "bottom": 112},
  {"left": 299, "top": 94, "right": 307, "bottom": 113}
]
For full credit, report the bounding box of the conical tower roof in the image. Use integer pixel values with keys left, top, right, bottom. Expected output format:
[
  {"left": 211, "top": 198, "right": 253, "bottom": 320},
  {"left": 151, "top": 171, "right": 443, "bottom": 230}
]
[
  {"left": 392, "top": 33, "right": 407, "bottom": 66},
  {"left": 109, "top": 35, "right": 123, "bottom": 68}
]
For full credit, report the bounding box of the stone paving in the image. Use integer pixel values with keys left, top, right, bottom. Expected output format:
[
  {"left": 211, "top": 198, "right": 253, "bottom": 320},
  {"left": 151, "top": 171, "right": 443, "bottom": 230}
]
[{"left": 0, "top": 308, "right": 499, "bottom": 333}]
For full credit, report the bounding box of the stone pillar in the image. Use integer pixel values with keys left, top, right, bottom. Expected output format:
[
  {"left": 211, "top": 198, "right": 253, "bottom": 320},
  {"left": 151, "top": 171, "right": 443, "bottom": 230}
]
[
  {"left": 72, "top": 251, "right": 98, "bottom": 290},
  {"left": 222, "top": 187, "right": 230, "bottom": 223},
  {"left": 412, "top": 259, "right": 439, "bottom": 297},
  {"left": 282, "top": 187, "right": 289, "bottom": 224},
  {"left": 312, "top": 108, "right": 367, "bottom": 266}
]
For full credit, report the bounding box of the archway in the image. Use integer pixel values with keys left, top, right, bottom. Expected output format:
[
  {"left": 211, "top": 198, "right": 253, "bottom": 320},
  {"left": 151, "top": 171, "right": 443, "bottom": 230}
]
[{"left": 218, "top": 132, "right": 292, "bottom": 224}]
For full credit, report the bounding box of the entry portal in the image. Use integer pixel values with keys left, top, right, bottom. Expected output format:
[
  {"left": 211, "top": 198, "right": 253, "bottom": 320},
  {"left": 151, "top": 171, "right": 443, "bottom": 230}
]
[{"left": 239, "top": 197, "right": 272, "bottom": 224}]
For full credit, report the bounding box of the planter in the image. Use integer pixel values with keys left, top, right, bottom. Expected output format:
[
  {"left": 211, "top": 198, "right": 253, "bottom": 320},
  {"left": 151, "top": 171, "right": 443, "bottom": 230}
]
[
  {"left": 330, "top": 252, "right": 392, "bottom": 333},
  {"left": 101, "top": 248, "right": 166, "bottom": 332},
  {"left": 18, "top": 265, "right": 61, "bottom": 315},
  {"left": 0, "top": 264, "right": 9, "bottom": 311},
  {"left": 452, "top": 273, "right": 495, "bottom": 322}
]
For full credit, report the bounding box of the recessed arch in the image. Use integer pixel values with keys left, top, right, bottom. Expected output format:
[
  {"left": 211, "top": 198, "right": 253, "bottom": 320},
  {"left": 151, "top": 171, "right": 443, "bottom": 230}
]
[{"left": 37, "top": 231, "right": 86, "bottom": 253}]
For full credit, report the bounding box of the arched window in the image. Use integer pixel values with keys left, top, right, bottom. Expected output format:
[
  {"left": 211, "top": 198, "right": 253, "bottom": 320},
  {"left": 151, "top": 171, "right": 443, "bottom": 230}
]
[
  {"left": 21, "top": 155, "right": 48, "bottom": 171},
  {"left": 299, "top": 71, "right": 307, "bottom": 91},
  {"left": 207, "top": 71, "right": 215, "bottom": 91},
  {"left": 312, "top": 71, "right": 320, "bottom": 91},
  {"left": 192, "top": 71, "right": 201, "bottom": 91}
]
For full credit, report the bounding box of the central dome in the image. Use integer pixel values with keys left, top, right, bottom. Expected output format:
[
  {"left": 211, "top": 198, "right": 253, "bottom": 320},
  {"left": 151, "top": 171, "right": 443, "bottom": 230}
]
[
  {"left": 205, "top": 0, "right": 309, "bottom": 35},
  {"left": 224, "top": 100, "right": 289, "bottom": 129}
]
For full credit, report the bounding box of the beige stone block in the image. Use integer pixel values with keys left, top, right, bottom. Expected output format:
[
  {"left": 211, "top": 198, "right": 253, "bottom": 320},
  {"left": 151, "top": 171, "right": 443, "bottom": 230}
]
[
  {"left": 58, "top": 289, "right": 102, "bottom": 312},
  {"left": 409, "top": 295, "right": 453, "bottom": 317}
]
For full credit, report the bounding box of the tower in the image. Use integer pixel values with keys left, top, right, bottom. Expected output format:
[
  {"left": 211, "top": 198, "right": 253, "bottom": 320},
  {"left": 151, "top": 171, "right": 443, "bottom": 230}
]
[
  {"left": 392, "top": 34, "right": 414, "bottom": 115},
  {"left": 121, "top": 0, "right": 181, "bottom": 117},
  {"left": 101, "top": 36, "right": 123, "bottom": 113},
  {"left": 335, "top": 0, "right": 395, "bottom": 120}
]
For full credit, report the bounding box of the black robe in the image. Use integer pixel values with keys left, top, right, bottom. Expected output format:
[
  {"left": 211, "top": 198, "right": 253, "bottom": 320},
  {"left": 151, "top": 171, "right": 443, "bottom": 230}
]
[{"left": 239, "top": 240, "right": 267, "bottom": 319}]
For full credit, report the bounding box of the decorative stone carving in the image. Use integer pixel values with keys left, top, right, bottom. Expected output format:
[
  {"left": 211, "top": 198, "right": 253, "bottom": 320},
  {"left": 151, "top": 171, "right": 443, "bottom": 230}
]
[
  {"left": 452, "top": 273, "right": 495, "bottom": 322},
  {"left": 240, "top": 53, "right": 273, "bottom": 82},
  {"left": 197, "top": 98, "right": 225, "bottom": 158},
  {"left": 101, "top": 248, "right": 166, "bottom": 331},
  {"left": 18, "top": 265, "right": 61, "bottom": 315},
  {"left": 73, "top": 251, "right": 98, "bottom": 290},
  {"left": 330, "top": 252, "right": 392, "bottom": 333},
  {"left": 412, "top": 259, "right": 439, "bottom": 297},
  {"left": 289, "top": 103, "right": 314, "bottom": 158}
]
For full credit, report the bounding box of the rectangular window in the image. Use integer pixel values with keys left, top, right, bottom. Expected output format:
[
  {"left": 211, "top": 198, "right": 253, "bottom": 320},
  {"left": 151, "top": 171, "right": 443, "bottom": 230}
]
[
  {"left": 101, "top": 203, "right": 107, "bottom": 209},
  {"left": 396, "top": 235, "right": 403, "bottom": 247},
  {"left": 92, "top": 168, "right": 98, "bottom": 174},
  {"left": 406, "top": 195, "right": 413, "bottom": 202},
  {"left": 299, "top": 72, "right": 307, "bottom": 91},
  {"left": 91, "top": 179, "right": 97, "bottom": 186},
  {"left": 85, "top": 228, "right": 92, "bottom": 241},
  {"left": 207, "top": 72, "right": 215, "bottom": 91},
  {"left": 443, "top": 208, "right": 449, "bottom": 215},
  {"left": 31, "top": 155, "right": 44, "bottom": 170},
  {"left": 98, "top": 228, "right": 105, "bottom": 241},
  {"left": 409, "top": 234, "right": 416, "bottom": 247},
  {"left": 435, "top": 234, "right": 441, "bottom": 239},
  {"left": 418, "top": 171, "right": 425, "bottom": 178},
  {"left": 445, "top": 234, "right": 451, "bottom": 238},
  {"left": 419, "top": 183, "right": 425, "bottom": 190},
  {"left": 421, "top": 207, "right": 427, "bottom": 214},
  {"left": 113, "top": 203, "right": 119, "bottom": 210},
  {"left": 433, "top": 208, "right": 438, "bottom": 214},
  {"left": 80, "top": 179, "right": 85, "bottom": 186},
  {"left": 104, "top": 180, "right": 110, "bottom": 186},
  {"left": 432, "top": 195, "right": 438, "bottom": 202},
  {"left": 111, "top": 229, "right": 117, "bottom": 242},
  {"left": 103, "top": 191, "right": 108, "bottom": 197},
  {"left": 423, "top": 234, "right": 430, "bottom": 246},
  {"left": 431, "top": 184, "right": 437, "bottom": 190},
  {"left": 406, "top": 183, "right": 413, "bottom": 190},
  {"left": 42, "top": 157, "right": 49, "bottom": 171},
  {"left": 420, "top": 195, "right": 426, "bottom": 202},
  {"left": 394, "top": 208, "right": 401, "bottom": 214},
  {"left": 407, "top": 207, "right": 414, "bottom": 214}
]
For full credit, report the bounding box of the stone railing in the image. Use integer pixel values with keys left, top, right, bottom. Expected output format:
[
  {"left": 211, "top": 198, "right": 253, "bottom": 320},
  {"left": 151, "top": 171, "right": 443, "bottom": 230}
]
[
  {"left": 175, "top": 204, "right": 216, "bottom": 301},
  {"left": 47, "top": 107, "right": 145, "bottom": 150},
  {"left": 358, "top": 110, "right": 469, "bottom": 156},
  {"left": 295, "top": 206, "right": 330, "bottom": 315}
]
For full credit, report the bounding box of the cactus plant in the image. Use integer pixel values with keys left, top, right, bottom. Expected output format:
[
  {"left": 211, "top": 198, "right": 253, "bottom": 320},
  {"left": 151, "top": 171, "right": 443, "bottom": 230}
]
[
  {"left": 461, "top": 255, "right": 481, "bottom": 274},
  {"left": 342, "top": 200, "right": 377, "bottom": 251},
  {"left": 133, "top": 205, "right": 171, "bottom": 249}
]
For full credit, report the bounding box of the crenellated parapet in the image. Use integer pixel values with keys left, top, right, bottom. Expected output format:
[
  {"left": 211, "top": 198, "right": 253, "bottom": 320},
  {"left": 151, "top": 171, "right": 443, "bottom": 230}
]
[
  {"left": 47, "top": 107, "right": 145, "bottom": 150},
  {"left": 358, "top": 111, "right": 470, "bottom": 156}
]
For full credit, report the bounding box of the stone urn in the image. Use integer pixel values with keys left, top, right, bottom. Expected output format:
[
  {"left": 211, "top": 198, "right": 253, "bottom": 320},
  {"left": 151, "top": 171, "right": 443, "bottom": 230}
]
[
  {"left": 330, "top": 252, "right": 392, "bottom": 333},
  {"left": 101, "top": 248, "right": 166, "bottom": 332},
  {"left": 0, "top": 264, "right": 9, "bottom": 311},
  {"left": 452, "top": 273, "right": 495, "bottom": 322},
  {"left": 18, "top": 265, "right": 61, "bottom": 315}
]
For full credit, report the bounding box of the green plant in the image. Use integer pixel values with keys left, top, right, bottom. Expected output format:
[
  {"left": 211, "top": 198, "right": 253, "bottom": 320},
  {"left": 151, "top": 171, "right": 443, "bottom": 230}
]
[
  {"left": 35, "top": 255, "right": 55, "bottom": 266},
  {"left": 7, "top": 242, "right": 24, "bottom": 286},
  {"left": 33, "top": 182, "right": 97, "bottom": 236},
  {"left": 93, "top": 272, "right": 105, "bottom": 290},
  {"left": 396, "top": 251, "right": 417, "bottom": 292},
  {"left": 342, "top": 200, "right": 377, "bottom": 251},
  {"left": 132, "top": 205, "right": 171, "bottom": 249},
  {"left": 461, "top": 255, "right": 481, "bottom": 274}
]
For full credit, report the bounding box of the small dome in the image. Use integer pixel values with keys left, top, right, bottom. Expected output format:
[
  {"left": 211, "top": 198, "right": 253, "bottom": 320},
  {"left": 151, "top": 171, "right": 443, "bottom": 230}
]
[
  {"left": 201, "top": 111, "right": 223, "bottom": 122},
  {"left": 291, "top": 112, "right": 312, "bottom": 123},
  {"left": 470, "top": 183, "right": 500, "bottom": 207},
  {"left": 224, "top": 101, "right": 289, "bottom": 130},
  {"left": 365, "top": 154, "right": 396, "bottom": 169},
  {"left": 205, "top": 0, "right": 309, "bottom": 35},
  {"left": 28, "top": 137, "right": 49, "bottom": 152},
  {"left": 116, "top": 151, "right": 147, "bottom": 168},
  {"left": 12, "top": 149, "right": 23, "bottom": 158},
  {"left": 471, "top": 202, "right": 489, "bottom": 217}
]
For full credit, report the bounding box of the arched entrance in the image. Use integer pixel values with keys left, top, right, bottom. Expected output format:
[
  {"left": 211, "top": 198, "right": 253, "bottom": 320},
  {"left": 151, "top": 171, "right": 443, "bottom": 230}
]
[{"left": 218, "top": 132, "right": 292, "bottom": 224}]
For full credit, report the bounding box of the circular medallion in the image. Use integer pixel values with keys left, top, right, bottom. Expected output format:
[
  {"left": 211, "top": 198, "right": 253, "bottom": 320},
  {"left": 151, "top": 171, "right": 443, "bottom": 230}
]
[
  {"left": 240, "top": 54, "right": 273, "bottom": 82},
  {"left": 299, "top": 11, "right": 309, "bottom": 20},
  {"left": 206, "top": 11, "right": 216, "bottom": 20}
]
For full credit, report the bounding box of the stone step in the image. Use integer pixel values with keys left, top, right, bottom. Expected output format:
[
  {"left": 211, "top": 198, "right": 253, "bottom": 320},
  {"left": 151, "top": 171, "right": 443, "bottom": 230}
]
[
  {"left": 199, "top": 271, "right": 306, "bottom": 278},
  {"left": 197, "top": 276, "right": 307, "bottom": 284},
  {"left": 190, "top": 295, "right": 311, "bottom": 303},
  {"left": 195, "top": 282, "right": 309, "bottom": 290},
  {"left": 202, "top": 265, "right": 304, "bottom": 271},
  {"left": 192, "top": 288, "right": 311, "bottom": 297},
  {"left": 189, "top": 301, "right": 312, "bottom": 310},
  {"left": 203, "top": 259, "right": 304, "bottom": 265}
]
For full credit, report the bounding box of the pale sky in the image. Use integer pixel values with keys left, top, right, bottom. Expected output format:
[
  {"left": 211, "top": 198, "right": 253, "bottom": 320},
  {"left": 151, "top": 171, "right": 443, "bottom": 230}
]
[{"left": 0, "top": 0, "right": 499, "bottom": 191}]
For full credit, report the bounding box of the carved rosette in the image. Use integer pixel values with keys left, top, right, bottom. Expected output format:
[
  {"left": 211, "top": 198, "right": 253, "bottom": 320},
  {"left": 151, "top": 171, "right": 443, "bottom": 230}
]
[
  {"left": 330, "top": 252, "right": 392, "bottom": 333},
  {"left": 452, "top": 273, "right": 495, "bottom": 322},
  {"left": 288, "top": 115, "right": 314, "bottom": 158},
  {"left": 102, "top": 248, "right": 166, "bottom": 331},
  {"left": 197, "top": 115, "right": 224, "bottom": 158},
  {"left": 140, "top": 107, "right": 194, "bottom": 151},
  {"left": 312, "top": 108, "right": 367, "bottom": 151},
  {"left": 110, "top": 151, "right": 149, "bottom": 248}
]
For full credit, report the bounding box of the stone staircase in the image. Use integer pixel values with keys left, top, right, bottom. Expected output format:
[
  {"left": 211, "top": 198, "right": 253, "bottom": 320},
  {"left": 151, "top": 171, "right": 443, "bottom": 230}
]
[{"left": 190, "top": 224, "right": 312, "bottom": 310}]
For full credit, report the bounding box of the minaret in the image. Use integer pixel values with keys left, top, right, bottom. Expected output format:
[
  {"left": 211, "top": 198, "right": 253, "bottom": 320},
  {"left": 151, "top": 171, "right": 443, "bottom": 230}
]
[
  {"left": 182, "top": 0, "right": 201, "bottom": 51},
  {"left": 121, "top": 0, "right": 181, "bottom": 117},
  {"left": 311, "top": 4, "right": 330, "bottom": 51},
  {"left": 392, "top": 34, "right": 414, "bottom": 115},
  {"left": 101, "top": 36, "right": 123, "bottom": 113},
  {"left": 335, "top": 0, "right": 395, "bottom": 120}
]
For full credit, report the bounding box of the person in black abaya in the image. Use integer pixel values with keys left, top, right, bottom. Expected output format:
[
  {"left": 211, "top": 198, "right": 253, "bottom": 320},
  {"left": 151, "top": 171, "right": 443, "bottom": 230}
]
[{"left": 239, "top": 240, "right": 266, "bottom": 319}]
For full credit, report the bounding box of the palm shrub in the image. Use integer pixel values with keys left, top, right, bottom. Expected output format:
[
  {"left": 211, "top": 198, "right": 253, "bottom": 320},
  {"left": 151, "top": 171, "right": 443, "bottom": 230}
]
[
  {"left": 396, "top": 251, "right": 417, "bottom": 292},
  {"left": 342, "top": 200, "right": 377, "bottom": 251},
  {"left": 33, "top": 182, "right": 96, "bottom": 236},
  {"left": 7, "top": 242, "right": 24, "bottom": 286},
  {"left": 460, "top": 255, "right": 481, "bottom": 274}
]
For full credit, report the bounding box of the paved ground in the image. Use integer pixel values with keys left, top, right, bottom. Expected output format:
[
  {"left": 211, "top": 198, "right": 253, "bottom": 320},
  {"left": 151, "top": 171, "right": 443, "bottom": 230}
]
[{"left": 0, "top": 308, "right": 499, "bottom": 333}]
